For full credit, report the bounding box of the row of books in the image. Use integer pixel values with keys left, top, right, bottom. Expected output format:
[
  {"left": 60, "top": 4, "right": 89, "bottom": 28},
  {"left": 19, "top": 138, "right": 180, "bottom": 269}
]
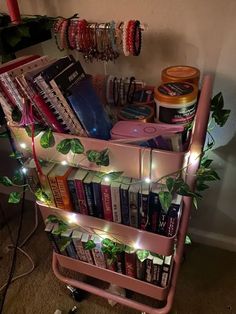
[
  {"left": 31, "top": 161, "right": 182, "bottom": 238},
  {"left": 45, "top": 222, "right": 173, "bottom": 288},
  {"left": 0, "top": 55, "right": 112, "bottom": 139}
]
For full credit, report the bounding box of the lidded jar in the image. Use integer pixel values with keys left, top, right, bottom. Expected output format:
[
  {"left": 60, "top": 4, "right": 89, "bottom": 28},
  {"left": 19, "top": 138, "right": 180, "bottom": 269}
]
[{"left": 161, "top": 65, "right": 200, "bottom": 86}]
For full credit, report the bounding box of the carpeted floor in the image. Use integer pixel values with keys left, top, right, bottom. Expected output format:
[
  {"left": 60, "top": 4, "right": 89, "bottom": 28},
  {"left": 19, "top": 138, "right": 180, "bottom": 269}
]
[{"left": 0, "top": 196, "right": 235, "bottom": 314}]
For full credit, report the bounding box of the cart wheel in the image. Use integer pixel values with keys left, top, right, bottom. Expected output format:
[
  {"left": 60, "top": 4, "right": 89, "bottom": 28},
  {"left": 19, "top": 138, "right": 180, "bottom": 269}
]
[
  {"left": 66, "top": 285, "right": 86, "bottom": 302},
  {"left": 141, "top": 312, "right": 146, "bottom": 314}
]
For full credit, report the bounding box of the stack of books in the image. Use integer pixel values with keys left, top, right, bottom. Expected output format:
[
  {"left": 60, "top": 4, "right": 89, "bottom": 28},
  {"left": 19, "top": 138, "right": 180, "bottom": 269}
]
[
  {"left": 45, "top": 222, "right": 173, "bottom": 288},
  {"left": 37, "top": 162, "right": 182, "bottom": 237},
  {"left": 0, "top": 55, "right": 112, "bottom": 140}
]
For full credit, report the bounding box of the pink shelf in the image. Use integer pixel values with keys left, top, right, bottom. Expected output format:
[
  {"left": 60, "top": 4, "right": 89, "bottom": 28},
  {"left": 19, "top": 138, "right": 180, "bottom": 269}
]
[
  {"left": 56, "top": 253, "right": 169, "bottom": 300},
  {"left": 39, "top": 202, "right": 177, "bottom": 256}
]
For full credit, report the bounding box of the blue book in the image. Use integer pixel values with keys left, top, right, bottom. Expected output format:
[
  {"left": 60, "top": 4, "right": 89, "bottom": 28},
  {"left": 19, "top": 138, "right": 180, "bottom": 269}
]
[
  {"left": 120, "top": 177, "right": 131, "bottom": 226},
  {"left": 67, "top": 169, "right": 80, "bottom": 213},
  {"left": 92, "top": 173, "right": 104, "bottom": 219},
  {"left": 83, "top": 172, "right": 96, "bottom": 216},
  {"left": 66, "top": 75, "right": 112, "bottom": 140}
]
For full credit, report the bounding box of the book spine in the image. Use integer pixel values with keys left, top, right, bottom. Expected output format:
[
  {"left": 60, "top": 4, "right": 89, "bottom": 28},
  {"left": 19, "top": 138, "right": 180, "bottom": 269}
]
[
  {"left": 45, "top": 227, "right": 60, "bottom": 253},
  {"left": 72, "top": 238, "right": 88, "bottom": 262},
  {"left": 139, "top": 193, "right": 150, "bottom": 230},
  {"left": 160, "top": 260, "right": 171, "bottom": 288},
  {"left": 75, "top": 179, "right": 88, "bottom": 215},
  {"left": 129, "top": 191, "right": 139, "bottom": 228},
  {"left": 63, "top": 237, "right": 78, "bottom": 259},
  {"left": 145, "top": 259, "right": 153, "bottom": 283},
  {"left": 38, "top": 174, "right": 55, "bottom": 206},
  {"left": 48, "top": 176, "right": 64, "bottom": 209},
  {"left": 84, "top": 182, "right": 95, "bottom": 216},
  {"left": 116, "top": 252, "right": 125, "bottom": 274},
  {"left": 92, "top": 182, "right": 103, "bottom": 219},
  {"left": 91, "top": 243, "right": 106, "bottom": 269},
  {"left": 0, "top": 74, "right": 22, "bottom": 110},
  {"left": 111, "top": 185, "right": 121, "bottom": 223},
  {"left": 125, "top": 252, "right": 136, "bottom": 278},
  {"left": 121, "top": 188, "right": 130, "bottom": 226},
  {"left": 153, "top": 263, "right": 163, "bottom": 286},
  {"left": 157, "top": 210, "right": 168, "bottom": 235},
  {"left": 81, "top": 237, "right": 94, "bottom": 265},
  {"left": 67, "top": 179, "right": 80, "bottom": 212},
  {"left": 101, "top": 184, "right": 113, "bottom": 221},
  {"left": 104, "top": 254, "right": 117, "bottom": 272},
  {"left": 52, "top": 234, "right": 68, "bottom": 256},
  {"left": 136, "top": 259, "right": 146, "bottom": 280},
  {"left": 149, "top": 192, "right": 161, "bottom": 233},
  {"left": 0, "top": 90, "right": 13, "bottom": 121},
  {"left": 166, "top": 205, "right": 180, "bottom": 237},
  {"left": 56, "top": 176, "right": 73, "bottom": 211}
]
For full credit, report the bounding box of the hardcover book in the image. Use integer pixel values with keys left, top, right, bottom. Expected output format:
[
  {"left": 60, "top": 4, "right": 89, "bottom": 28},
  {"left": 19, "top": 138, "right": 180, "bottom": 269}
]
[
  {"left": 136, "top": 259, "right": 146, "bottom": 281},
  {"left": 51, "top": 224, "right": 68, "bottom": 256},
  {"left": 160, "top": 255, "right": 172, "bottom": 288},
  {"left": 139, "top": 182, "right": 150, "bottom": 230},
  {"left": 60, "top": 229, "right": 78, "bottom": 259},
  {"left": 101, "top": 177, "right": 113, "bottom": 222},
  {"left": 152, "top": 255, "right": 164, "bottom": 286},
  {"left": 83, "top": 172, "right": 96, "bottom": 216},
  {"left": 129, "top": 179, "right": 140, "bottom": 228},
  {"left": 149, "top": 183, "right": 162, "bottom": 233},
  {"left": 110, "top": 180, "right": 122, "bottom": 223},
  {"left": 90, "top": 235, "right": 106, "bottom": 269},
  {"left": 166, "top": 194, "right": 182, "bottom": 237},
  {"left": 74, "top": 169, "right": 89, "bottom": 215},
  {"left": 125, "top": 248, "right": 136, "bottom": 278},
  {"left": 48, "top": 166, "right": 65, "bottom": 209},
  {"left": 145, "top": 254, "right": 154, "bottom": 283},
  {"left": 81, "top": 233, "right": 94, "bottom": 265},
  {"left": 120, "top": 177, "right": 131, "bottom": 226},
  {"left": 91, "top": 173, "right": 103, "bottom": 219},
  {"left": 67, "top": 168, "right": 80, "bottom": 212},
  {"left": 38, "top": 162, "right": 56, "bottom": 206},
  {"left": 72, "top": 230, "right": 88, "bottom": 262},
  {"left": 44, "top": 222, "right": 60, "bottom": 253}
]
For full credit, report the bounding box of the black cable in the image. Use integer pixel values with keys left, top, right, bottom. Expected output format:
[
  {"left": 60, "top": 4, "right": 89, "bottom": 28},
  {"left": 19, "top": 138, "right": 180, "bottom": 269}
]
[{"left": 0, "top": 176, "right": 26, "bottom": 314}]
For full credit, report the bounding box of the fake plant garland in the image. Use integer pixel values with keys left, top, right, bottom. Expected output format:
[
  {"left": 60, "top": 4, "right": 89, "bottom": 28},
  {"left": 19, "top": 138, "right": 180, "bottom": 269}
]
[{"left": 0, "top": 92, "right": 230, "bottom": 212}]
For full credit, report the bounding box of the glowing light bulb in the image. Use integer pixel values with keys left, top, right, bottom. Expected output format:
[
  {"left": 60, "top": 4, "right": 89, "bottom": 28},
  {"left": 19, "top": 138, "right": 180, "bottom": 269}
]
[
  {"left": 20, "top": 143, "right": 27, "bottom": 149},
  {"left": 133, "top": 240, "right": 141, "bottom": 250},
  {"left": 68, "top": 213, "right": 77, "bottom": 224},
  {"left": 61, "top": 160, "right": 68, "bottom": 166},
  {"left": 21, "top": 167, "right": 27, "bottom": 174},
  {"left": 104, "top": 176, "right": 110, "bottom": 182},
  {"left": 144, "top": 177, "right": 151, "bottom": 183},
  {"left": 189, "top": 151, "right": 199, "bottom": 164}
]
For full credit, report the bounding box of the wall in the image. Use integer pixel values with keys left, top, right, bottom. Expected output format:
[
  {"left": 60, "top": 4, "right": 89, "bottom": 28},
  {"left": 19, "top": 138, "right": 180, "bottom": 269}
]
[{"left": 1, "top": 0, "right": 236, "bottom": 250}]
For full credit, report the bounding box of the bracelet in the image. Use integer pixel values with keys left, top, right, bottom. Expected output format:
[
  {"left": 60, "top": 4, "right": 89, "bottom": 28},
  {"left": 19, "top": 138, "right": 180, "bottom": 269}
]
[
  {"left": 53, "top": 18, "right": 65, "bottom": 51},
  {"left": 127, "top": 76, "right": 136, "bottom": 103},
  {"left": 106, "top": 75, "right": 114, "bottom": 105},
  {"left": 122, "top": 21, "right": 130, "bottom": 56},
  {"left": 133, "top": 20, "right": 142, "bottom": 56},
  {"left": 68, "top": 19, "right": 77, "bottom": 49},
  {"left": 126, "top": 20, "right": 135, "bottom": 55}
]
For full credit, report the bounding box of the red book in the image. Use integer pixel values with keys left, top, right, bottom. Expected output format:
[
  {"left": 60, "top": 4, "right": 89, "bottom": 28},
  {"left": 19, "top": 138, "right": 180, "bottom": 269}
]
[
  {"left": 0, "top": 55, "right": 40, "bottom": 74},
  {"left": 125, "top": 249, "right": 136, "bottom": 278},
  {"left": 74, "top": 169, "right": 89, "bottom": 215},
  {"left": 101, "top": 179, "right": 113, "bottom": 221}
]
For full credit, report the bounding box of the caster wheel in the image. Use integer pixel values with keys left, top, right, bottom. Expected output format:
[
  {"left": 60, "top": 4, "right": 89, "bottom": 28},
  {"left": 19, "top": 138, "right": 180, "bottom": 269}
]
[{"left": 66, "top": 285, "right": 86, "bottom": 302}]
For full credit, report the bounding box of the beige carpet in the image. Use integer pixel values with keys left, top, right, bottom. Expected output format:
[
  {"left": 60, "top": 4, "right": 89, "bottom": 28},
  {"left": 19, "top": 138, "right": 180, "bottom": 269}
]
[{"left": 0, "top": 196, "right": 235, "bottom": 314}]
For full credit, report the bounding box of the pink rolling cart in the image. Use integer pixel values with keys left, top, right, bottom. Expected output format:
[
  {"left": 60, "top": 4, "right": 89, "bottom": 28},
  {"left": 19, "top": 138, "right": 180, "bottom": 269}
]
[{"left": 10, "top": 75, "right": 213, "bottom": 313}]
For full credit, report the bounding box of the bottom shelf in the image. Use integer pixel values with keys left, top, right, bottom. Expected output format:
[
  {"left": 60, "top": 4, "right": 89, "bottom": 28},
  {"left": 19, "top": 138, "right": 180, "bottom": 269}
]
[{"left": 56, "top": 253, "right": 170, "bottom": 301}]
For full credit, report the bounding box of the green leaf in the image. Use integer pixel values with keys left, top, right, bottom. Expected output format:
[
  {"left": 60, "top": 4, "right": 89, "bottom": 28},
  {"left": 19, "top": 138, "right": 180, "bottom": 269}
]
[
  {"left": 56, "top": 139, "right": 71, "bottom": 154},
  {"left": 9, "top": 151, "right": 23, "bottom": 159},
  {"left": 35, "top": 188, "right": 51, "bottom": 204},
  {"left": 159, "top": 191, "right": 172, "bottom": 212},
  {"left": 166, "top": 177, "right": 175, "bottom": 192},
  {"left": 136, "top": 249, "right": 150, "bottom": 262},
  {"left": 217, "top": 109, "right": 230, "bottom": 127},
  {"left": 12, "top": 171, "right": 24, "bottom": 185},
  {"left": 201, "top": 158, "right": 213, "bottom": 168},
  {"left": 17, "top": 25, "right": 30, "bottom": 38},
  {"left": 0, "top": 176, "right": 13, "bottom": 186},
  {"left": 196, "top": 182, "right": 209, "bottom": 191},
  {"left": 25, "top": 124, "right": 45, "bottom": 137},
  {"left": 211, "top": 92, "right": 224, "bottom": 111},
  {"left": 105, "top": 171, "right": 123, "bottom": 181},
  {"left": 8, "top": 192, "right": 21, "bottom": 204},
  {"left": 46, "top": 215, "right": 60, "bottom": 224},
  {"left": 70, "top": 138, "right": 84, "bottom": 154},
  {"left": 185, "top": 235, "right": 192, "bottom": 245},
  {"left": 40, "top": 129, "right": 55, "bottom": 149},
  {"left": 193, "top": 197, "right": 198, "bottom": 209},
  {"left": 125, "top": 245, "right": 135, "bottom": 253},
  {"left": 0, "top": 132, "right": 8, "bottom": 138},
  {"left": 60, "top": 239, "right": 71, "bottom": 252},
  {"left": 96, "top": 148, "right": 110, "bottom": 166},
  {"left": 86, "top": 150, "right": 101, "bottom": 163},
  {"left": 84, "top": 239, "right": 96, "bottom": 250}
]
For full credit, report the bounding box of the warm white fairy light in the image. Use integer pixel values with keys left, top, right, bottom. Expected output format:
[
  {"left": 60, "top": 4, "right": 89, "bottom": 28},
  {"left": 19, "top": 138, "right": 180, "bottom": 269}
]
[
  {"left": 144, "top": 177, "right": 151, "bottom": 183},
  {"left": 133, "top": 240, "right": 141, "bottom": 250},
  {"left": 20, "top": 143, "right": 27, "bottom": 149},
  {"left": 21, "top": 167, "right": 27, "bottom": 174},
  {"left": 68, "top": 213, "right": 77, "bottom": 224},
  {"left": 104, "top": 176, "right": 110, "bottom": 182},
  {"left": 189, "top": 151, "right": 200, "bottom": 165},
  {"left": 61, "top": 160, "right": 68, "bottom": 166}
]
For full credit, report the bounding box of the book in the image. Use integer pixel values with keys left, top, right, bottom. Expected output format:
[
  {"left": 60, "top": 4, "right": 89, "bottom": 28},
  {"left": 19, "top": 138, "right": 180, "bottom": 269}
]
[
  {"left": 157, "top": 208, "right": 168, "bottom": 236},
  {"left": 71, "top": 230, "right": 88, "bottom": 262},
  {"left": 83, "top": 172, "right": 96, "bottom": 216},
  {"left": 0, "top": 55, "right": 40, "bottom": 75},
  {"left": 104, "top": 254, "right": 117, "bottom": 272},
  {"left": 81, "top": 233, "right": 94, "bottom": 265},
  {"left": 129, "top": 179, "right": 140, "bottom": 228},
  {"left": 149, "top": 183, "right": 162, "bottom": 233},
  {"left": 120, "top": 177, "right": 131, "bottom": 226},
  {"left": 166, "top": 194, "right": 182, "bottom": 237},
  {"left": 66, "top": 75, "right": 112, "bottom": 140},
  {"left": 136, "top": 259, "right": 146, "bottom": 281},
  {"left": 110, "top": 180, "right": 121, "bottom": 223},
  {"left": 145, "top": 254, "right": 154, "bottom": 283},
  {"left": 44, "top": 222, "right": 60, "bottom": 253},
  {"left": 34, "top": 57, "right": 86, "bottom": 135},
  {"left": 139, "top": 182, "right": 150, "bottom": 230},
  {"left": 48, "top": 166, "right": 64, "bottom": 209},
  {"left": 152, "top": 255, "right": 164, "bottom": 286},
  {"left": 101, "top": 177, "right": 113, "bottom": 222},
  {"left": 116, "top": 251, "right": 125, "bottom": 274},
  {"left": 38, "top": 162, "right": 56, "bottom": 206},
  {"left": 91, "top": 173, "right": 103, "bottom": 219},
  {"left": 74, "top": 169, "right": 89, "bottom": 215},
  {"left": 51, "top": 224, "right": 68, "bottom": 256},
  {"left": 125, "top": 248, "right": 136, "bottom": 278},
  {"left": 67, "top": 169, "right": 80, "bottom": 212},
  {"left": 160, "top": 255, "right": 172, "bottom": 288},
  {"left": 90, "top": 235, "right": 106, "bottom": 269},
  {"left": 60, "top": 229, "right": 78, "bottom": 259}
]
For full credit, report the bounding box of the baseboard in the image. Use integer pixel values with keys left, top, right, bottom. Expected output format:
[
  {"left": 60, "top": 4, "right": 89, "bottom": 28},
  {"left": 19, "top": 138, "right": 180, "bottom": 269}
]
[{"left": 189, "top": 227, "right": 236, "bottom": 252}]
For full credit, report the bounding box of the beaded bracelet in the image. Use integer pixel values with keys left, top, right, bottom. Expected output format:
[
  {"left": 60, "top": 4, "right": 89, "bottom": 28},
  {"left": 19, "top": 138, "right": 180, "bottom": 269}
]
[
  {"left": 126, "top": 20, "right": 135, "bottom": 55},
  {"left": 133, "top": 20, "right": 142, "bottom": 56},
  {"left": 68, "top": 19, "right": 77, "bottom": 50},
  {"left": 53, "top": 18, "right": 65, "bottom": 51},
  {"left": 127, "top": 76, "right": 136, "bottom": 103},
  {"left": 122, "top": 21, "right": 130, "bottom": 56}
]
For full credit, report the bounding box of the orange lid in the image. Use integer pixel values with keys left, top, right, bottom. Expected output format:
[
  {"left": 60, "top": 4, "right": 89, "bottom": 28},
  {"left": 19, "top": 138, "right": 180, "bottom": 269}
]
[
  {"left": 162, "top": 65, "right": 200, "bottom": 85},
  {"left": 154, "top": 82, "right": 198, "bottom": 105}
]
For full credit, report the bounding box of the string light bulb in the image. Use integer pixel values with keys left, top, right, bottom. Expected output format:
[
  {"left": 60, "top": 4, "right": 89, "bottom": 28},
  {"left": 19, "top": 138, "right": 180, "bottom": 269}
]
[
  {"left": 144, "top": 177, "right": 151, "bottom": 183},
  {"left": 68, "top": 213, "right": 77, "bottom": 224},
  {"left": 21, "top": 167, "right": 27, "bottom": 174},
  {"left": 104, "top": 176, "right": 110, "bottom": 182},
  {"left": 20, "top": 143, "right": 27, "bottom": 149},
  {"left": 61, "top": 160, "right": 68, "bottom": 166},
  {"left": 189, "top": 151, "right": 200, "bottom": 165}
]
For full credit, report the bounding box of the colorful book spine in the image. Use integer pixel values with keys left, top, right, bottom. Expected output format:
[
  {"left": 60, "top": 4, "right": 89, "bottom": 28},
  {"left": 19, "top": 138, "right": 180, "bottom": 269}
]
[
  {"left": 72, "top": 230, "right": 88, "bottom": 262},
  {"left": 57, "top": 175, "right": 74, "bottom": 211},
  {"left": 125, "top": 249, "right": 136, "bottom": 278},
  {"left": 61, "top": 229, "right": 78, "bottom": 259},
  {"left": 166, "top": 196, "right": 182, "bottom": 237},
  {"left": 101, "top": 182, "right": 113, "bottom": 221},
  {"left": 75, "top": 179, "right": 88, "bottom": 215},
  {"left": 104, "top": 254, "right": 117, "bottom": 272},
  {"left": 84, "top": 179, "right": 96, "bottom": 216},
  {"left": 149, "top": 191, "right": 161, "bottom": 233},
  {"left": 110, "top": 182, "right": 121, "bottom": 223},
  {"left": 139, "top": 183, "right": 150, "bottom": 230},
  {"left": 81, "top": 233, "right": 94, "bottom": 265},
  {"left": 48, "top": 175, "right": 64, "bottom": 209},
  {"left": 92, "top": 179, "right": 103, "bottom": 219},
  {"left": 136, "top": 259, "right": 146, "bottom": 281},
  {"left": 90, "top": 235, "right": 106, "bottom": 269},
  {"left": 116, "top": 252, "right": 125, "bottom": 274},
  {"left": 160, "top": 256, "right": 172, "bottom": 288},
  {"left": 120, "top": 178, "right": 131, "bottom": 226},
  {"left": 152, "top": 256, "right": 164, "bottom": 286},
  {"left": 67, "top": 179, "right": 80, "bottom": 212},
  {"left": 145, "top": 255, "right": 154, "bottom": 283},
  {"left": 44, "top": 222, "right": 60, "bottom": 253},
  {"left": 157, "top": 209, "right": 168, "bottom": 235},
  {"left": 51, "top": 225, "right": 68, "bottom": 256},
  {"left": 129, "top": 180, "right": 140, "bottom": 228}
]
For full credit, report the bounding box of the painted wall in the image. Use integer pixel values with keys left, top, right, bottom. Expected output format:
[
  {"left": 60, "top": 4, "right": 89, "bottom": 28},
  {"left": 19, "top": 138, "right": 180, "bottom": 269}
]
[{"left": 1, "top": 0, "right": 236, "bottom": 248}]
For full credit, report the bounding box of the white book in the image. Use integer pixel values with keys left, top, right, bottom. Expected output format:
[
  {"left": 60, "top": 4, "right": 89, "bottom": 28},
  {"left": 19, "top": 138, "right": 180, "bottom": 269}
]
[{"left": 111, "top": 181, "right": 121, "bottom": 223}]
